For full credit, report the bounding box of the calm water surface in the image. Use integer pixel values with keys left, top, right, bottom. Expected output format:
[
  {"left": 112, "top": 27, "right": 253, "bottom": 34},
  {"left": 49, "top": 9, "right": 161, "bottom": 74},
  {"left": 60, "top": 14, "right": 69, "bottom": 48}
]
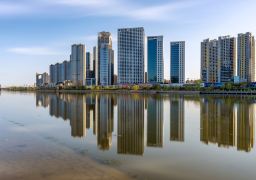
[{"left": 0, "top": 91, "right": 256, "bottom": 180}]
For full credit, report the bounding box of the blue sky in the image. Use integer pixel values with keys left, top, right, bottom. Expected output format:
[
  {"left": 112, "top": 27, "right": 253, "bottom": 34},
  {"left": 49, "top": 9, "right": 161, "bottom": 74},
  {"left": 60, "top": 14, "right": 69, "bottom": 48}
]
[{"left": 0, "top": 0, "right": 256, "bottom": 87}]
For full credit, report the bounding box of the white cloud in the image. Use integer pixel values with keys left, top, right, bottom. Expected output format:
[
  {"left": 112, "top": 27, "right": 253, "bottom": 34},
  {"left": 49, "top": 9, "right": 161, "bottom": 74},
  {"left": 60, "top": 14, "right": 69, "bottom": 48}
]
[
  {"left": 0, "top": 2, "right": 30, "bottom": 16},
  {"left": 7, "top": 47, "right": 61, "bottom": 56},
  {"left": 0, "top": 0, "right": 203, "bottom": 21},
  {"left": 126, "top": 0, "right": 209, "bottom": 21},
  {"left": 49, "top": 0, "right": 115, "bottom": 7}
]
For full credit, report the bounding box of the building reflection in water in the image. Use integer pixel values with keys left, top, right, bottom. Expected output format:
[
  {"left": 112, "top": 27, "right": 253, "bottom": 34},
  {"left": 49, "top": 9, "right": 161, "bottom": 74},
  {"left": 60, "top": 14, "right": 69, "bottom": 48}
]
[
  {"left": 147, "top": 96, "right": 163, "bottom": 147},
  {"left": 97, "top": 95, "right": 114, "bottom": 150},
  {"left": 85, "top": 96, "right": 96, "bottom": 133},
  {"left": 236, "top": 102, "right": 254, "bottom": 152},
  {"left": 36, "top": 93, "right": 255, "bottom": 154},
  {"left": 36, "top": 93, "right": 116, "bottom": 150},
  {"left": 170, "top": 97, "right": 185, "bottom": 142},
  {"left": 117, "top": 95, "right": 145, "bottom": 155},
  {"left": 200, "top": 97, "right": 254, "bottom": 152},
  {"left": 36, "top": 93, "right": 50, "bottom": 108},
  {"left": 69, "top": 95, "right": 86, "bottom": 137}
]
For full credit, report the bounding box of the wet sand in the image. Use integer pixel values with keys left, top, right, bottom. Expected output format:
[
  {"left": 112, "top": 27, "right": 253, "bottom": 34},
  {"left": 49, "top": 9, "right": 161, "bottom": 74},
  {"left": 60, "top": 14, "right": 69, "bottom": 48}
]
[{"left": 0, "top": 124, "right": 132, "bottom": 180}]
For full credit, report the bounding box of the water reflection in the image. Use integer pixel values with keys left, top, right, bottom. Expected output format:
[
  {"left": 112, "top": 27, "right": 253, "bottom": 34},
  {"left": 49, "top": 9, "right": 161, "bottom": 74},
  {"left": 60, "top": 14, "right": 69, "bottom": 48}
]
[
  {"left": 97, "top": 95, "right": 114, "bottom": 150},
  {"left": 170, "top": 97, "right": 184, "bottom": 142},
  {"left": 117, "top": 95, "right": 145, "bottom": 155},
  {"left": 36, "top": 93, "right": 256, "bottom": 154},
  {"left": 236, "top": 103, "right": 254, "bottom": 152},
  {"left": 147, "top": 96, "right": 163, "bottom": 148},
  {"left": 200, "top": 97, "right": 255, "bottom": 152}
]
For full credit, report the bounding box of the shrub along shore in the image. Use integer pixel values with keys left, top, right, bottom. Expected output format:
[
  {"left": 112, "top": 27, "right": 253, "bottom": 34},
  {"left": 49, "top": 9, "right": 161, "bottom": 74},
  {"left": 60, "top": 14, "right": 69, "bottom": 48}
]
[{"left": 3, "top": 83, "right": 256, "bottom": 95}]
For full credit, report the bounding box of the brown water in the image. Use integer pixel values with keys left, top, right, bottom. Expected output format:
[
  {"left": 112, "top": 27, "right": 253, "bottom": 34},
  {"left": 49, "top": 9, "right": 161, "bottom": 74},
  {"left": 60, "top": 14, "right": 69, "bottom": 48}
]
[{"left": 0, "top": 91, "right": 255, "bottom": 180}]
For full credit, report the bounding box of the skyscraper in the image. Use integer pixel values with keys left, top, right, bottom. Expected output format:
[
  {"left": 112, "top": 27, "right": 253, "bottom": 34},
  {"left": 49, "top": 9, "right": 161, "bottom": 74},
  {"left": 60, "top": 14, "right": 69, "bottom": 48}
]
[
  {"left": 36, "top": 72, "right": 49, "bottom": 87},
  {"left": 98, "top": 32, "right": 114, "bottom": 86},
  {"left": 170, "top": 41, "right": 185, "bottom": 84},
  {"left": 70, "top": 44, "right": 86, "bottom": 86},
  {"left": 86, "top": 51, "right": 96, "bottom": 86},
  {"left": 49, "top": 63, "right": 60, "bottom": 85},
  {"left": 201, "top": 37, "right": 236, "bottom": 83},
  {"left": 237, "top": 32, "right": 255, "bottom": 82},
  {"left": 66, "top": 61, "right": 71, "bottom": 81},
  {"left": 118, "top": 27, "right": 145, "bottom": 84},
  {"left": 147, "top": 36, "right": 164, "bottom": 84},
  {"left": 86, "top": 52, "right": 91, "bottom": 79},
  {"left": 201, "top": 39, "right": 220, "bottom": 83},
  {"left": 60, "top": 60, "right": 68, "bottom": 83},
  {"left": 93, "top": 46, "right": 98, "bottom": 85},
  {"left": 218, "top": 36, "right": 236, "bottom": 83}
]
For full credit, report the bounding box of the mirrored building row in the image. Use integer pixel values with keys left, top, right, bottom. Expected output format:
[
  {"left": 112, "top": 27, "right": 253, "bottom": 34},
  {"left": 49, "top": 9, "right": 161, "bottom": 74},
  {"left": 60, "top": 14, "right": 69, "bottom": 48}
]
[
  {"left": 200, "top": 97, "right": 255, "bottom": 152},
  {"left": 36, "top": 93, "right": 255, "bottom": 154}
]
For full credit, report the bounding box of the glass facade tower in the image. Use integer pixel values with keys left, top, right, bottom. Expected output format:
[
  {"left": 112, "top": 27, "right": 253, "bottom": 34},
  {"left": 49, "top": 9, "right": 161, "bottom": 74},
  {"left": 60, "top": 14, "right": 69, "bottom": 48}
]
[
  {"left": 170, "top": 41, "right": 185, "bottom": 84},
  {"left": 147, "top": 36, "right": 164, "bottom": 84}
]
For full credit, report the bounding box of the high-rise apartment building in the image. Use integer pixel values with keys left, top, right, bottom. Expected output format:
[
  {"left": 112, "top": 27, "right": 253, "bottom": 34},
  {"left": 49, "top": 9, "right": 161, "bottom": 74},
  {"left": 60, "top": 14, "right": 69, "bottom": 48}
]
[
  {"left": 201, "top": 36, "right": 236, "bottom": 83},
  {"left": 59, "top": 60, "right": 69, "bottom": 83},
  {"left": 218, "top": 36, "right": 236, "bottom": 83},
  {"left": 49, "top": 64, "right": 55, "bottom": 84},
  {"left": 49, "top": 63, "right": 60, "bottom": 85},
  {"left": 201, "top": 39, "right": 218, "bottom": 83},
  {"left": 170, "top": 41, "right": 185, "bottom": 84},
  {"left": 66, "top": 61, "right": 71, "bottom": 81},
  {"left": 118, "top": 27, "right": 145, "bottom": 84},
  {"left": 70, "top": 44, "right": 86, "bottom": 86},
  {"left": 98, "top": 32, "right": 114, "bottom": 86},
  {"left": 237, "top": 32, "right": 255, "bottom": 82},
  {"left": 147, "top": 36, "right": 164, "bottom": 83},
  {"left": 36, "top": 72, "right": 50, "bottom": 87}
]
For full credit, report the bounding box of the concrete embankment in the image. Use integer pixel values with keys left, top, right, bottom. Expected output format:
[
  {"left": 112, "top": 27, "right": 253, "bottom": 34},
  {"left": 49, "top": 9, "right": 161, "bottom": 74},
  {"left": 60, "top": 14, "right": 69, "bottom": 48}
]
[
  {"left": 36, "top": 89, "right": 200, "bottom": 95},
  {"left": 200, "top": 91, "right": 256, "bottom": 96}
]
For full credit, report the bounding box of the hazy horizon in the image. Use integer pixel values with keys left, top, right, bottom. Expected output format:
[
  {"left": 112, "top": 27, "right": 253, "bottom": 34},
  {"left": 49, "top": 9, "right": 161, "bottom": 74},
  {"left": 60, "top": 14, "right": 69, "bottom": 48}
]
[{"left": 0, "top": 0, "right": 256, "bottom": 87}]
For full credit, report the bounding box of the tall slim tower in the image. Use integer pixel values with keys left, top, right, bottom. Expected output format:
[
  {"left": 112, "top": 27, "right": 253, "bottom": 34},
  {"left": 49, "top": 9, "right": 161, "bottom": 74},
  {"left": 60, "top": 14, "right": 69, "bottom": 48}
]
[
  {"left": 147, "top": 36, "right": 164, "bottom": 84},
  {"left": 237, "top": 32, "right": 255, "bottom": 82},
  {"left": 170, "top": 41, "right": 185, "bottom": 84},
  {"left": 218, "top": 36, "right": 236, "bottom": 83},
  {"left": 70, "top": 44, "right": 86, "bottom": 86},
  {"left": 86, "top": 52, "right": 91, "bottom": 79},
  {"left": 93, "top": 46, "right": 98, "bottom": 85},
  {"left": 98, "top": 32, "right": 114, "bottom": 86},
  {"left": 118, "top": 27, "right": 145, "bottom": 84},
  {"left": 201, "top": 39, "right": 219, "bottom": 83}
]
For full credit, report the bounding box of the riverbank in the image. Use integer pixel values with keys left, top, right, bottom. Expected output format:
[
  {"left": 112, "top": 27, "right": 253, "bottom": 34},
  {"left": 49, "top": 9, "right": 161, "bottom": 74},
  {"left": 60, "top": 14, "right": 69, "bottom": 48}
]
[
  {"left": 37, "top": 89, "right": 200, "bottom": 95},
  {"left": 3, "top": 88, "right": 256, "bottom": 96}
]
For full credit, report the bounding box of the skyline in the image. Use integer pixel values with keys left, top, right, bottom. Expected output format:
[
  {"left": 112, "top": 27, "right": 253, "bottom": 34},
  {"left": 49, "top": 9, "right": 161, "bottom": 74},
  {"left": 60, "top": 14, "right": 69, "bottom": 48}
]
[{"left": 1, "top": 0, "right": 256, "bottom": 87}]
